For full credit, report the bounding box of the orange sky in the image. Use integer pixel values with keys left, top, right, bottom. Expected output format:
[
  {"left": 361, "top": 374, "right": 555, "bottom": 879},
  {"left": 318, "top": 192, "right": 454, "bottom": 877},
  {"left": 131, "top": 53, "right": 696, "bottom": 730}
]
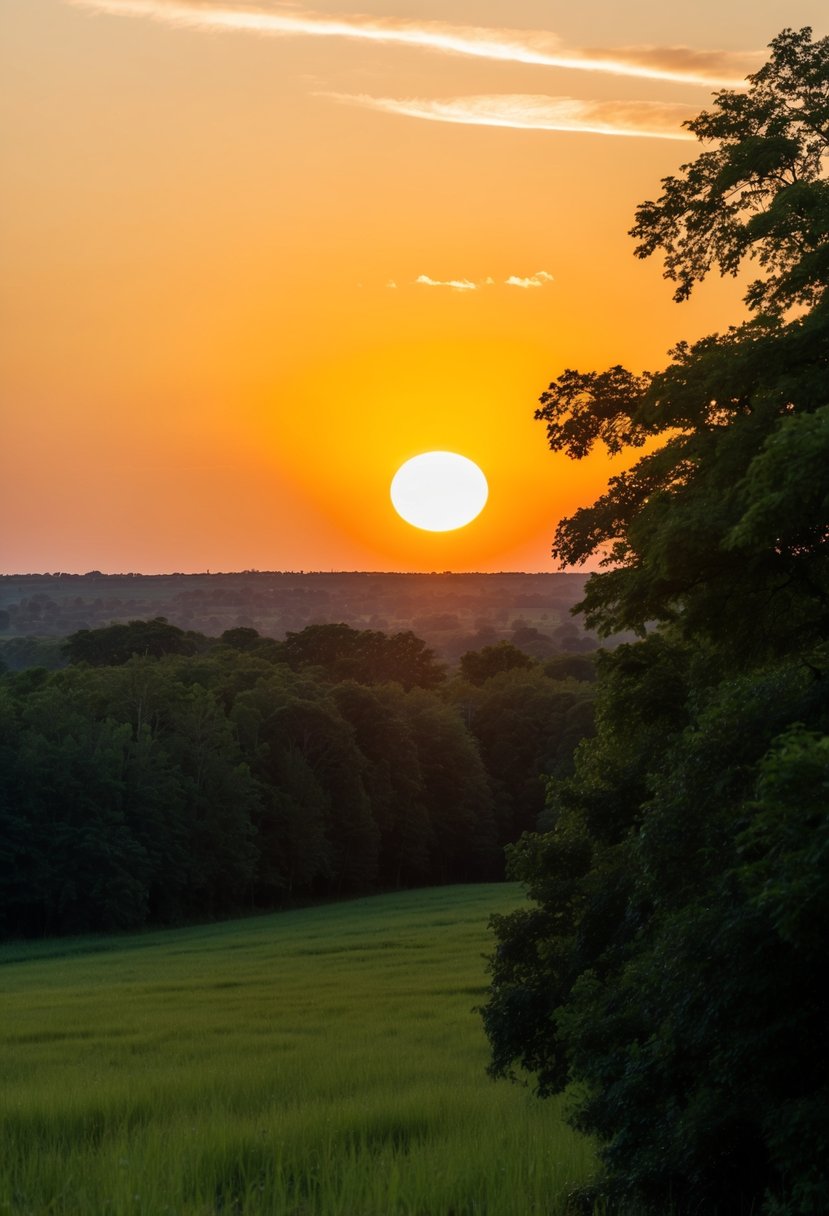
[{"left": 1, "top": 0, "right": 826, "bottom": 573}]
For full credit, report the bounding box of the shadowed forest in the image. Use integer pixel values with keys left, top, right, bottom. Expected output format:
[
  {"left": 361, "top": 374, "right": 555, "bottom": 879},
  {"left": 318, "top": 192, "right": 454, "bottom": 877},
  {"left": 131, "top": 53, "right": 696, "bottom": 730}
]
[{"left": 0, "top": 616, "right": 595, "bottom": 936}]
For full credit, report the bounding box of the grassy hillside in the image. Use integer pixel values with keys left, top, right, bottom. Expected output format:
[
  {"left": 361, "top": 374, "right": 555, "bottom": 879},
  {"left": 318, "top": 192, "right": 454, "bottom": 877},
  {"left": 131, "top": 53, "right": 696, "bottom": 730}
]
[{"left": 1, "top": 885, "right": 595, "bottom": 1215}]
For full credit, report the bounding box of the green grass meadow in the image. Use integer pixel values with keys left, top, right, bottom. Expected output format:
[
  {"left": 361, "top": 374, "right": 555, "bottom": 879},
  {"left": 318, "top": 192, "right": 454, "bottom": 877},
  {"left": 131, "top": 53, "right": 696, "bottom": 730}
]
[{"left": 1, "top": 885, "right": 595, "bottom": 1215}]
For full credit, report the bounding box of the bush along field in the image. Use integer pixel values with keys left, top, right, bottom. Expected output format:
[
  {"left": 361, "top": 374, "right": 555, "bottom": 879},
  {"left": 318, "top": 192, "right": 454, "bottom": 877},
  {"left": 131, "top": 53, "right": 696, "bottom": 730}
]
[{"left": 0, "top": 885, "right": 596, "bottom": 1216}]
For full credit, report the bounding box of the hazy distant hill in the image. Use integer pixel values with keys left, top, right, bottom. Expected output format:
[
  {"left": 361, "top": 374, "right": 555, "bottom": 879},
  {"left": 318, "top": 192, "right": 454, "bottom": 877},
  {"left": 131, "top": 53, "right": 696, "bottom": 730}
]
[{"left": 0, "top": 571, "right": 612, "bottom": 668}]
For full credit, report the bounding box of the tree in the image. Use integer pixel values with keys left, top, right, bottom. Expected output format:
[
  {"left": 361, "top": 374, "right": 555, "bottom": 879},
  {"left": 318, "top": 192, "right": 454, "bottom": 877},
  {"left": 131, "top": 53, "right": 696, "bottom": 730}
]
[
  {"left": 331, "top": 682, "right": 433, "bottom": 887},
  {"left": 64, "top": 618, "right": 202, "bottom": 666},
  {"left": 233, "top": 676, "right": 379, "bottom": 893},
  {"left": 630, "top": 26, "right": 829, "bottom": 318},
  {"left": 483, "top": 28, "right": 829, "bottom": 1216},
  {"left": 403, "top": 690, "right": 499, "bottom": 882},
  {"left": 541, "top": 652, "right": 596, "bottom": 683},
  {"left": 464, "top": 666, "right": 595, "bottom": 844},
  {"left": 1, "top": 679, "right": 157, "bottom": 934},
  {"left": 534, "top": 27, "right": 829, "bottom": 659},
  {"left": 459, "top": 641, "right": 534, "bottom": 686},
  {"left": 162, "top": 682, "right": 259, "bottom": 914},
  {"left": 280, "top": 623, "right": 446, "bottom": 689}
]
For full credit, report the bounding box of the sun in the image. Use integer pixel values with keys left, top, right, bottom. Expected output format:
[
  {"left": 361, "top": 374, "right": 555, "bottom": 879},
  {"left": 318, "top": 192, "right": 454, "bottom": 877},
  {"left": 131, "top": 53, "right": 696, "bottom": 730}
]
[{"left": 390, "top": 451, "right": 488, "bottom": 532}]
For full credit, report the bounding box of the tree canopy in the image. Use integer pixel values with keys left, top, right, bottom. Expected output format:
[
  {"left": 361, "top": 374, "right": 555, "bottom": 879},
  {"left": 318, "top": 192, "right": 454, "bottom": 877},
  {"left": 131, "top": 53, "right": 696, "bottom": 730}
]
[
  {"left": 2, "top": 620, "right": 593, "bottom": 936},
  {"left": 279, "top": 622, "right": 447, "bottom": 689},
  {"left": 534, "top": 28, "right": 828, "bottom": 664},
  {"left": 484, "top": 28, "right": 829, "bottom": 1216}
]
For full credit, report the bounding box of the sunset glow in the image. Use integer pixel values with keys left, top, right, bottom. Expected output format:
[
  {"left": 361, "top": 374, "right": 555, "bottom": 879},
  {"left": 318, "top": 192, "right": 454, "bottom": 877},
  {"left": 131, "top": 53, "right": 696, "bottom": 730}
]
[{"left": 1, "top": 0, "right": 825, "bottom": 573}]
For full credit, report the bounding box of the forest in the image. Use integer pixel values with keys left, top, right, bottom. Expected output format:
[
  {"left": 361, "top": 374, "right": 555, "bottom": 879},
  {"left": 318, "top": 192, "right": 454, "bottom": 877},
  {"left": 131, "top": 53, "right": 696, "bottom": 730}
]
[{"left": 0, "top": 618, "right": 594, "bottom": 937}]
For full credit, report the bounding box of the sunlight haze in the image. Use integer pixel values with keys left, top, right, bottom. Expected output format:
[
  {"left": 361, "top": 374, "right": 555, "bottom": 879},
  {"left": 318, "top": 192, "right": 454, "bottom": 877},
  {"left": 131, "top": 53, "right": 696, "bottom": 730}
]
[{"left": 1, "top": 0, "right": 825, "bottom": 572}]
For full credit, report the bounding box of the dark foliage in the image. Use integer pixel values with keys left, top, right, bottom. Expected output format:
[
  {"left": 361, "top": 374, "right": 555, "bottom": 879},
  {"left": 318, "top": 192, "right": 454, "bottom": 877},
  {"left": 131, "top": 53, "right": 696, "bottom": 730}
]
[
  {"left": 483, "top": 28, "right": 829, "bottom": 1216},
  {"left": 279, "top": 622, "right": 447, "bottom": 690},
  {"left": 1, "top": 622, "right": 592, "bottom": 938},
  {"left": 459, "top": 641, "right": 534, "bottom": 686},
  {"left": 64, "top": 617, "right": 203, "bottom": 666}
]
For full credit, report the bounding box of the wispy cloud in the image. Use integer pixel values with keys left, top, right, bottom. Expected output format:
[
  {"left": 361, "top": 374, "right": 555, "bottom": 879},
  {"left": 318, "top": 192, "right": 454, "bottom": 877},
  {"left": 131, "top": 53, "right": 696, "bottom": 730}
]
[
  {"left": 411, "top": 271, "right": 554, "bottom": 291},
  {"left": 67, "top": 0, "right": 759, "bottom": 87},
  {"left": 328, "top": 94, "right": 695, "bottom": 141},
  {"left": 506, "top": 271, "right": 554, "bottom": 288},
  {"left": 416, "top": 274, "right": 479, "bottom": 291}
]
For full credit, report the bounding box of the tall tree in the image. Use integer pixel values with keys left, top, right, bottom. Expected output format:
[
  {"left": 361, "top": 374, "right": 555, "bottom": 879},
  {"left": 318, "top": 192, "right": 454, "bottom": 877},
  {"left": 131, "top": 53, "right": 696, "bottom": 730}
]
[
  {"left": 331, "top": 682, "right": 433, "bottom": 886},
  {"left": 403, "top": 690, "right": 498, "bottom": 882},
  {"left": 483, "top": 28, "right": 829, "bottom": 1216}
]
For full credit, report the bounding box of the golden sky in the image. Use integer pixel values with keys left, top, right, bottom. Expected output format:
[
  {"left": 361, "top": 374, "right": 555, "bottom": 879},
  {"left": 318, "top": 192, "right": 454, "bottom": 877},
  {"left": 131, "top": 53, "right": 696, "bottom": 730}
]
[{"left": 1, "top": 0, "right": 826, "bottom": 573}]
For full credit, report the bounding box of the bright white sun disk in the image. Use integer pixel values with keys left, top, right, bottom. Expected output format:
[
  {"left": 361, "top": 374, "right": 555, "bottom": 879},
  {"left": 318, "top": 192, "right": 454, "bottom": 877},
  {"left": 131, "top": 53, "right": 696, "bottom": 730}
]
[{"left": 390, "top": 451, "right": 488, "bottom": 532}]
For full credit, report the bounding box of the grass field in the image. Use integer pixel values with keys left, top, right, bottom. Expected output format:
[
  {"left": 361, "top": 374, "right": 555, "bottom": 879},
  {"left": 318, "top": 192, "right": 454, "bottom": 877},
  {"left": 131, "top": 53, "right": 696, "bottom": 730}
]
[{"left": 0, "top": 884, "right": 596, "bottom": 1215}]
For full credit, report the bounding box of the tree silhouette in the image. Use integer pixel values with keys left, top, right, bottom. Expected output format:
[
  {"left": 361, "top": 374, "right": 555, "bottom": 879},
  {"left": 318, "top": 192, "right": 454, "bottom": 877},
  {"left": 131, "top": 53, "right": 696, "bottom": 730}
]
[{"left": 484, "top": 28, "right": 829, "bottom": 1216}]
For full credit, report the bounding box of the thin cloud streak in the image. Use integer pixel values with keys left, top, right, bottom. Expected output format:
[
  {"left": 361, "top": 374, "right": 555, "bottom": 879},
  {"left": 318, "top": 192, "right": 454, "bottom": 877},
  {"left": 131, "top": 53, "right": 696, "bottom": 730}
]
[
  {"left": 506, "top": 271, "right": 554, "bottom": 288},
  {"left": 67, "top": 0, "right": 759, "bottom": 87},
  {"left": 328, "top": 94, "right": 696, "bottom": 141},
  {"left": 411, "top": 272, "right": 554, "bottom": 291},
  {"left": 416, "top": 275, "right": 478, "bottom": 291}
]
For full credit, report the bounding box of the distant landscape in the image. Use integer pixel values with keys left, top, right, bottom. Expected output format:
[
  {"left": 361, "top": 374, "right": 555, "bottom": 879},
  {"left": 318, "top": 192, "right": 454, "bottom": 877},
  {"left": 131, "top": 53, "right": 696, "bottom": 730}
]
[{"left": 0, "top": 570, "right": 610, "bottom": 670}]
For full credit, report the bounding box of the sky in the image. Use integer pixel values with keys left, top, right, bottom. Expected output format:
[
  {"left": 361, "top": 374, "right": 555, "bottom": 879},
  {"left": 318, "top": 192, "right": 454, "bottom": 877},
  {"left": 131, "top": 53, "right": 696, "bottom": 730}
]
[{"left": 1, "top": 0, "right": 826, "bottom": 574}]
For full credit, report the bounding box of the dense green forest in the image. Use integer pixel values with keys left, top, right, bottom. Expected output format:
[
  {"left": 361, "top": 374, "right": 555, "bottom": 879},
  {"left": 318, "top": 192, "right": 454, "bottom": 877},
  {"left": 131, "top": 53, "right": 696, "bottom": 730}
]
[
  {"left": 483, "top": 28, "right": 829, "bottom": 1216},
  {"left": 0, "top": 619, "right": 594, "bottom": 937}
]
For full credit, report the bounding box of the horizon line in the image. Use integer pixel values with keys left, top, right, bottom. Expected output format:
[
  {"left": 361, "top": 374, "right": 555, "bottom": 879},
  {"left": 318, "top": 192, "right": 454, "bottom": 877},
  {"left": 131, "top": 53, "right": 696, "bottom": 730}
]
[{"left": 0, "top": 568, "right": 586, "bottom": 578}]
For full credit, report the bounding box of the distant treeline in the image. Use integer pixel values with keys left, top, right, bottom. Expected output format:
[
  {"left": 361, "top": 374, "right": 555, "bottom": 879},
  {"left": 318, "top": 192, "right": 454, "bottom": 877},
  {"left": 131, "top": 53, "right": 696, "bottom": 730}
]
[
  {"left": 0, "top": 569, "right": 605, "bottom": 664},
  {"left": 0, "top": 619, "right": 594, "bottom": 937}
]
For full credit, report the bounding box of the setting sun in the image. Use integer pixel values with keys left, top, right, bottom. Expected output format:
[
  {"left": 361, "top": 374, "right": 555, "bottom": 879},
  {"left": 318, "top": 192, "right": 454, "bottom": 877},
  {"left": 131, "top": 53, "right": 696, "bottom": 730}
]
[{"left": 390, "top": 451, "right": 488, "bottom": 532}]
